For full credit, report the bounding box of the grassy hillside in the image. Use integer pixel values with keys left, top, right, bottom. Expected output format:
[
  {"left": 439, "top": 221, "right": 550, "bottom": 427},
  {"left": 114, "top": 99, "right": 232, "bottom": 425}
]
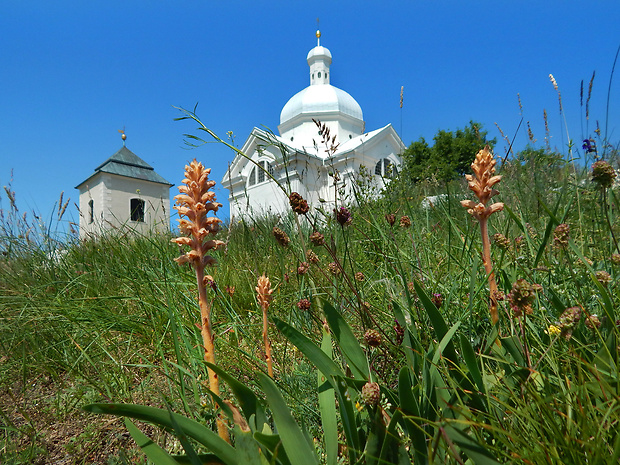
[{"left": 2, "top": 141, "right": 620, "bottom": 463}]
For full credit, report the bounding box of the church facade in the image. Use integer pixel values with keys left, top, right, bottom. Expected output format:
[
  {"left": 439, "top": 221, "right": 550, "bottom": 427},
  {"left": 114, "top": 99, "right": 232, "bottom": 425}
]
[
  {"left": 75, "top": 144, "right": 172, "bottom": 239},
  {"left": 222, "top": 32, "right": 405, "bottom": 219}
]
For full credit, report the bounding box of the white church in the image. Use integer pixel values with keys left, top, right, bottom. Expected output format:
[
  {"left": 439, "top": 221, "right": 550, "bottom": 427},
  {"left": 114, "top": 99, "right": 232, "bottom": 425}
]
[
  {"left": 75, "top": 140, "right": 172, "bottom": 239},
  {"left": 222, "top": 31, "right": 405, "bottom": 219}
]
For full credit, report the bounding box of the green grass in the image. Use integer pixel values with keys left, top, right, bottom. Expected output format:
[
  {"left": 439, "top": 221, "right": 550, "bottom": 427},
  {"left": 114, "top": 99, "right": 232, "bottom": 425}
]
[{"left": 2, "top": 139, "right": 620, "bottom": 463}]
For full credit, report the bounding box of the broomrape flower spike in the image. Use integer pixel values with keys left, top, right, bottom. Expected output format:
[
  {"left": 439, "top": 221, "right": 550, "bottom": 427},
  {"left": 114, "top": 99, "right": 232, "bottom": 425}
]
[
  {"left": 256, "top": 274, "right": 274, "bottom": 378},
  {"left": 171, "top": 159, "right": 228, "bottom": 442},
  {"left": 461, "top": 145, "right": 504, "bottom": 326}
]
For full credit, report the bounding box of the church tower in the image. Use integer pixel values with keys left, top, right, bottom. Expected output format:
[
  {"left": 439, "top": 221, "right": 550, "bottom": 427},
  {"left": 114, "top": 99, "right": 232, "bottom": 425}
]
[
  {"left": 75, "top": 134, "right": 172, "bottom": 238},
  {"left": 278, "top": 29, "right": 365, "bottom": 153}
]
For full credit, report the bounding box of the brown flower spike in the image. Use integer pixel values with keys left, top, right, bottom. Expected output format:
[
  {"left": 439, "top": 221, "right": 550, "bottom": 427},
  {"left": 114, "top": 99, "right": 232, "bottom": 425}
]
[
  {"left": 171, "top": 160, "right": 228, "bottom": 441},
  {"left": 461, "top": 146, "right": 504, "bottom": 325},
  {"left": 256, "top": 274, "right": 274, "bottom": 378}
]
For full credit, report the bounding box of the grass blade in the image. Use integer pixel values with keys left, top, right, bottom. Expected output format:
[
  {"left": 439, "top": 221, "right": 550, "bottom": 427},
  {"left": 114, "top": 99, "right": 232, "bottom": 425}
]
[
  {"left": 124, "top": 417, "right": 180, "bottom": 465},
  {"left": 322, "top": 301, "right": 369, "bottom": 380},
  {"left": 258, "top": 373, "right": 319, "bottom": 465},
  {"left": 84, "top": 403, "right": 236, "bottom": 465}
]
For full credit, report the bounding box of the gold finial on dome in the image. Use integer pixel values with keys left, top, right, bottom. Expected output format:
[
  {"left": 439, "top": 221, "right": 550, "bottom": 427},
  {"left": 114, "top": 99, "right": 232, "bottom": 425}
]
[{"left": 316, "top": 18, "right": 321, "bottom": 45}]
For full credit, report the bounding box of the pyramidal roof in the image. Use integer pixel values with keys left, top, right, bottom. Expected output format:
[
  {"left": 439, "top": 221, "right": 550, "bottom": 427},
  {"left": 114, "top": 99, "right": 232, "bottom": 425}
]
[{"left": 76, "top": 146, "right": 172, "bottom": 188}]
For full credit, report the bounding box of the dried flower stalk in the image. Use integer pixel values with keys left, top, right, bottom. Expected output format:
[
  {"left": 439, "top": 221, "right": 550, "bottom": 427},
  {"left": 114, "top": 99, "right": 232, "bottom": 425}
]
[
  {"left": 256, "top": 274, "right": 274, "bottom": 377},
  {"left": 171, "top": 159, "right": 228, "bottom": 441},
  {"left": 461, "top": 146, "right": 504, "bottom": 325}
]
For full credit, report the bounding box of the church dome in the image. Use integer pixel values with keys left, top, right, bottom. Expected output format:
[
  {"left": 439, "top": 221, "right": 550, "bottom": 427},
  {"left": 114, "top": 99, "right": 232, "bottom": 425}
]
[
  {"left": 280, "top": 85, "right": 363, "bottom": 124},
  {"left": 279, "top": 34, "right": 363, "bottom": 126}
]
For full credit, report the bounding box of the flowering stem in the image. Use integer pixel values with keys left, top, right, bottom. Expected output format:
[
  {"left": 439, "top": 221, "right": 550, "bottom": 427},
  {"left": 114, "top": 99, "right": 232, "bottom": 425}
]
[
  {"left": 262, "top": 303, "right": 273, "bottom": 378},
  {"left": 479, "top": 218, "right": 499, "bottom": 326},
  {"left": 195, "top": 265, "right": 229, "bottom": 442}
]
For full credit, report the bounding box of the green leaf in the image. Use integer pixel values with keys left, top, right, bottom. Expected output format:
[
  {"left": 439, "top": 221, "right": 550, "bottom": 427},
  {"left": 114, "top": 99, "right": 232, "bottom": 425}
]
[
  {"left": 166, "top": 403, "right": 203, "bottom": 465},
  {"left": 322, "top": 301, "right": 369, "bottom": 380},
  {"left": 413, "top": 281, "right": 459, "bottom": 365},
  {"left": 318, "top": 328, "right": 338, "bottom": 465},
  {"left": 233, "top": 426, "right": 268, "bottom": 465},
  {"left": 431, "top": 321, "right": 461, "bottom": 367},
  {"left": 258, "top": 373, "right": 319, "bottom": 465},
  {"left": 253, "top": 432, "right": 291, "bottom": 465},
  {"left": 204, "top": 362, "right": 268, "bottom": 433},
  {"left": 443, "top": 424, "right": 501, "bottom": 464},
  {"left": 397, "top": 367, "right": 428, "bottom": 464},
  {"left": 498, "top": 335, "right": 526, "bottom": 367},
  {"left": 84, "top": 403, "right": 236, "bottom": 465},
  {"left": 124, "top": 418, "right": 180, "bottom": 465},
  {"left": 459, "top": 334, "right": 486, "bottom": 398},
  {"left": 273, "top": 318, "right": 345, "bottom": 380}
]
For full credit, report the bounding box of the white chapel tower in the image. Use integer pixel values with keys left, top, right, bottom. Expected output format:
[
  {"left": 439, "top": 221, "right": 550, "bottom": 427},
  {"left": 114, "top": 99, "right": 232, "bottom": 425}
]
[{"left": 75, "top": 134, "right": 172, "bottom": 238}]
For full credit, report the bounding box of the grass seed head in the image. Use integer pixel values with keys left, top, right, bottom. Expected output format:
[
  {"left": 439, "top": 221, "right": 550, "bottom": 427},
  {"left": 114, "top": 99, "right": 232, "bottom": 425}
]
[
  {"left": 309, "top": 231, "right": 325, "bottom": 246},
  {"left": 364, "top": 329, "right": 382, "bottom": 347},
  {"left": 553, "top": 224, "right": 570, "bottom": 249},
  {"left": 507, "top": 279, "right": 541, "bottom": 317},
  {"left": 272, "top": 227, "right": 290, "bottom": 247},
  {"left": 289, "top": 192, "right": 309, "bottom": 215},
  {"left": 591, "top": 160, "right": 616, "bottom": 189},
  {"left": 361, "top": 382, "right": 381, "bottom": 407}
]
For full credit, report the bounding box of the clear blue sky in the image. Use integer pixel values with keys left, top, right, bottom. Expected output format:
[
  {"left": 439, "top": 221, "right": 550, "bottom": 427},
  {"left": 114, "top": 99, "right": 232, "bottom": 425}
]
[{"left": 1, "top": 1, "right": 618, "bottom": 232}]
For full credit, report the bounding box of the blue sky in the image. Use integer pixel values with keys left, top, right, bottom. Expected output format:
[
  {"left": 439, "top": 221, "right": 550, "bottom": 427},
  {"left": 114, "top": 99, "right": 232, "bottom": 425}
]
[{"left": 1, "top": 1, "right": 619, "bottom": 232}]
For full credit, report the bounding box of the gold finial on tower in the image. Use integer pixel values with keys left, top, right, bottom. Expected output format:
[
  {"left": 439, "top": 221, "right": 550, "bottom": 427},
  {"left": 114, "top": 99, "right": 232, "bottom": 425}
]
[
  {"left": 118, "top": 126, "right": 127, "bottom": 145},
  {"left": 316, "top": 18, "right": 321, "bottom": 45}
]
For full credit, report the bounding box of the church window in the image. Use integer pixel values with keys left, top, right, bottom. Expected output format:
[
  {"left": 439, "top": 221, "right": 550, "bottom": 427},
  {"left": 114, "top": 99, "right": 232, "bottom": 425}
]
[
  {"left": 318, "top": 72, "right": 322, "bottom": 78},
  {"left": 88, "top": 199, "right": 94, "bottom": 224},
  {"left": 375, "top": 159, "right": 397, "bottom": 178},
  {"left": 258, "top": 161, "right": 265, "bottom": 183},
  {"left": 249, "top": 167, "right": 256, "bottom": 186},
  {"left": 130, "top": 198, "right": 145, "bottom": 222}
]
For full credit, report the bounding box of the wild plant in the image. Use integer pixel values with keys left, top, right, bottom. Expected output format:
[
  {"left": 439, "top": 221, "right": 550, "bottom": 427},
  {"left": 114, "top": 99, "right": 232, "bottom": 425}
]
[
  {"left": 170, "top": 159, "right": 229, "bottom": 441},
  {"left": 460, "top": 145, "right": 504, "bottom": 325}
]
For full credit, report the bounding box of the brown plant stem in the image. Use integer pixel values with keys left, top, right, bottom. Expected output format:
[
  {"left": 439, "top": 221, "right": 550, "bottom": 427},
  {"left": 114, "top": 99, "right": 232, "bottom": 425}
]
[
  {"left": 256, "top": 275, "right": 274, "bottom": 378},
  {"left": 262, "top": 303, "right": 273, "bottom": 378},
  {"left": 195, "top": 266, "right": 229, "bottom": 442},
  {"left": 479, "top": 217, "right": 499, "bottom": 325}
]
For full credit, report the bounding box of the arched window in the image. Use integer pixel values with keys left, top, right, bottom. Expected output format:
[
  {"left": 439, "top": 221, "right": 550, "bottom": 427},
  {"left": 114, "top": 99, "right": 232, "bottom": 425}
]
[
  {"left": 88, "top": 199, "right": 94, "bottom": 224},
  {"left": 375, "top": 158, "right": 397, "bottom": 178},
  {"left": 130, "top": 198, "right": 145, "bottom": 222},
  {"left": 248, "top": 160, "right": 274, "bottom": 186}
]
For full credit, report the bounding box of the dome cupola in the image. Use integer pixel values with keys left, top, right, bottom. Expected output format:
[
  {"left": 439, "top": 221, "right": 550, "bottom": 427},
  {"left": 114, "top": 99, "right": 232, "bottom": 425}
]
[{"left": 278, "top": 31, "right": 364, "bottom": 152}]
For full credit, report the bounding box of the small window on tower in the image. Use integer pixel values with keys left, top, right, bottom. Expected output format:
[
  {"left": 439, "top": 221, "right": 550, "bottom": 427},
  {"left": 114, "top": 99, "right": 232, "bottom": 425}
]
[
  {"left": 318, "top": 72, "right": 322, "bottom": 78},
  {"left": 88, "top": 199, "right": 94, "bottom": 224},
  {"left": 129, "top": 199, "right": 144, "bottom": 223},
  {"left": 130, "top": 198, "right": 145, "bottom": 222}
]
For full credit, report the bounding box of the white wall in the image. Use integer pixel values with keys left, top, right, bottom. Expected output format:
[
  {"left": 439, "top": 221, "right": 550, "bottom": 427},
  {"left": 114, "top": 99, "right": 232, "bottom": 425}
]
[{"left": 78, "top": 173, "right": 170, "bottom": 238}]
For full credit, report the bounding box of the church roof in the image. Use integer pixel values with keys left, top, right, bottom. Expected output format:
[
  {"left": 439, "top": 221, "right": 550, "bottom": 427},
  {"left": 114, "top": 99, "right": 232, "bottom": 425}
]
[{"left": 76, "top": 146, "right": 172, "bottom": 189}]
